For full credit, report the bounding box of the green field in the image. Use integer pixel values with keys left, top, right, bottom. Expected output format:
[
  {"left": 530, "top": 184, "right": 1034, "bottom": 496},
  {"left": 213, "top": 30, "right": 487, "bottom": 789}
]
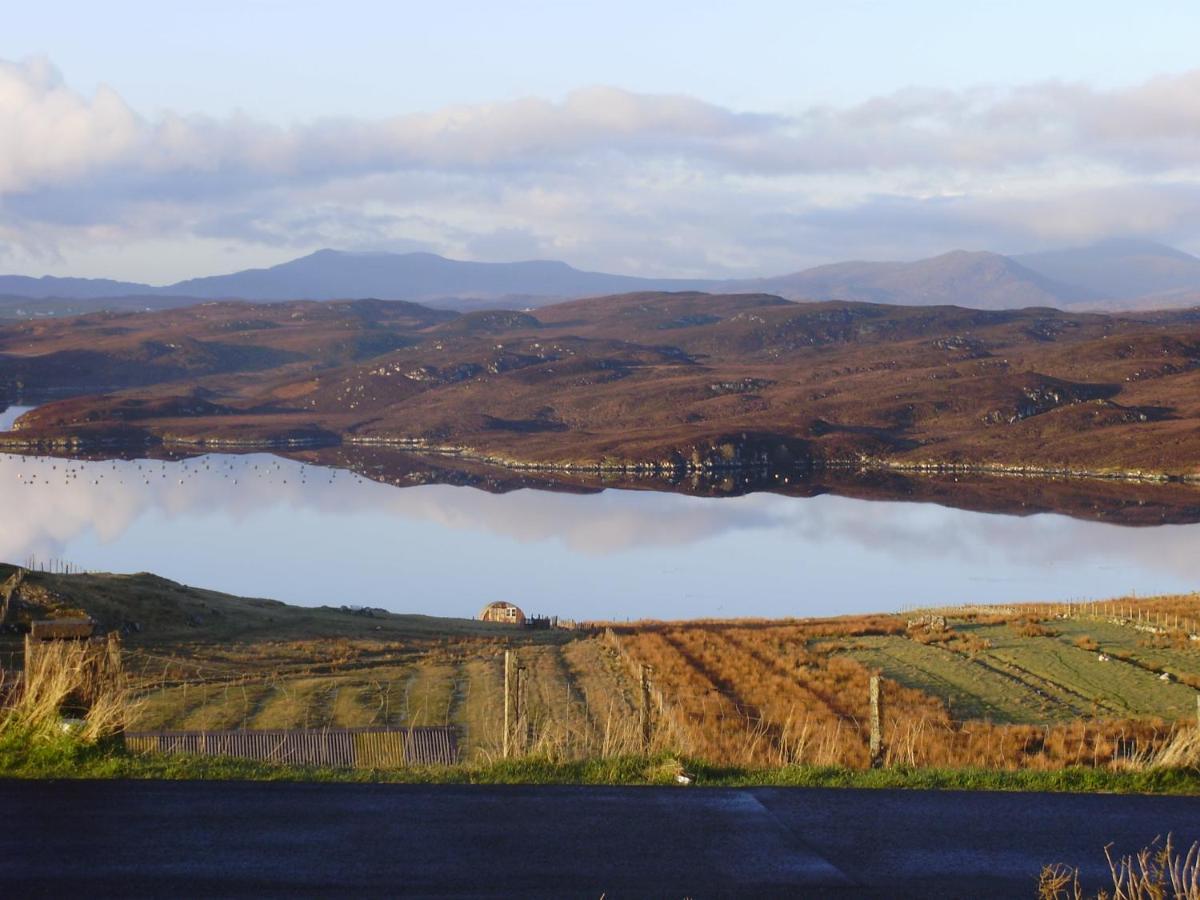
[
  {"left": 840, "top": 635, "right": 1063, "bottom": 723},
  {"left": 842, "top": 617, "right": 1200, "bottom": 725}
]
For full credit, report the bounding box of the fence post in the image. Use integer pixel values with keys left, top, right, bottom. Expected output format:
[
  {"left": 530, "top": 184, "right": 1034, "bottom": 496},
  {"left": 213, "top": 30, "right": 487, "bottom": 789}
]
[
  {"left": 503, "top": 649, "right": 514, "bottom": 759},
  {"left": 639, "top": 664, "right": 652, "bottom": 752},
  {"left": 516, "top": 665, "right": 527, "bottom": 753},
  {"left": 23, "top": 633, "right": 33, "bottom": 687},
  {"left": 869, "top": 674, "right": 884, "bottom": 769}
]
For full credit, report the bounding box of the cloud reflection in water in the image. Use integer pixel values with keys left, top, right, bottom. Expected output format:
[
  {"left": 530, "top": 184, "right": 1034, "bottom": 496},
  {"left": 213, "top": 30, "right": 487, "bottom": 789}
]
[{"left": 0, "top": 452, "right": 1196, "bottom": 620}]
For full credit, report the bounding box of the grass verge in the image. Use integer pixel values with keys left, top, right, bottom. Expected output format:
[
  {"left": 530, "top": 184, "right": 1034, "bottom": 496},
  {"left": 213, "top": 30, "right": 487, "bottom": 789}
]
[{"left": 2, "top": 731, "right": 1199, "bottom": 794}]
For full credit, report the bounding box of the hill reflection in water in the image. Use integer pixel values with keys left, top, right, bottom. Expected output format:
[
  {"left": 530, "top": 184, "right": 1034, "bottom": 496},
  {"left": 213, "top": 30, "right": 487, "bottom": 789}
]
[{"left": 1, "top": 447, "right": 1197, "bottom": 620}]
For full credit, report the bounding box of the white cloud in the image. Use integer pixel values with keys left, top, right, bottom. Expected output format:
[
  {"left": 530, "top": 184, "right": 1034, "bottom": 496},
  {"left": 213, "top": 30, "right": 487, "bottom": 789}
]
[
  {"left": 3, "top": 56, "right": 1200, "bottom": 277},
  {"left": 0, "top": 57, "right": 141, "bottom": 193}
]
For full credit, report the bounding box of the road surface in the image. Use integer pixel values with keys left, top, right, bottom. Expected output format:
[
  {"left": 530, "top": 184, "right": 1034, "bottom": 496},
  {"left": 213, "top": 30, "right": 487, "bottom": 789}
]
[{"left": 2, "top": 780, "right": 1199, "bottom": 897}]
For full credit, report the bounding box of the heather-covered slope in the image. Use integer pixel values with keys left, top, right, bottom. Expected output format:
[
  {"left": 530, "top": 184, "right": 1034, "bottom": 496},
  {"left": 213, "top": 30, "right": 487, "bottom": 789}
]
[{"left": 3, "top": 291, "right": 1200, "bottom": 478}]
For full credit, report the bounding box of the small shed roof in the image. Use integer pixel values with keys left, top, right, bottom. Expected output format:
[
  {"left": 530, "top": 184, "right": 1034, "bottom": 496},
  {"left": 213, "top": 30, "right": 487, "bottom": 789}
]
[{"left": 30, "top": 618, "right": 96, "bottom": 640}]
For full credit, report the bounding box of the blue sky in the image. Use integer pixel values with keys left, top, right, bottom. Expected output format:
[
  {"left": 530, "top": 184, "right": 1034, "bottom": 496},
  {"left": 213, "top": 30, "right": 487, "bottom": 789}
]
[
  {"left": 11, "top": 2, "right": 1200, "bottom": 119},
  {"left": 3, "top": 1, "right": 1200, "bottom": 281}
]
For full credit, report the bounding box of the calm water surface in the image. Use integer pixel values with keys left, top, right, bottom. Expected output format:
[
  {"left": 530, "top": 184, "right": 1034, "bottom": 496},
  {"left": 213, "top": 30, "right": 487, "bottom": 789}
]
[{"left": 0, "top": 450, "right": 1196, "bottom": 620}]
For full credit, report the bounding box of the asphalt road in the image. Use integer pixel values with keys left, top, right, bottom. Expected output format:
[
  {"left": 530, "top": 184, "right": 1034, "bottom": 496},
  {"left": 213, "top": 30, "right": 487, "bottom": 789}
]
[{"left": 2, "top": 780, "right": 1199, "bottom": 898}]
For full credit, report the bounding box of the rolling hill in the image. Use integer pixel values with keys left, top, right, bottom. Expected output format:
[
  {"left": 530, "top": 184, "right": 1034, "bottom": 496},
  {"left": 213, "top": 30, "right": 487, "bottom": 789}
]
[
  {"left": 0, "top": 275, "right": 159, "bottom": 301},
  {"left": 4, "top": 290, "right": 1200, "bottom": 480}
]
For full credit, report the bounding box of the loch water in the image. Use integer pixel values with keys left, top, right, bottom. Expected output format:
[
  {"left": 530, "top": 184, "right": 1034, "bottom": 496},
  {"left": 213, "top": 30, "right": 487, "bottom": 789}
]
[{"left": 0, "top": 445, "right": 1197, "bottom": 620}]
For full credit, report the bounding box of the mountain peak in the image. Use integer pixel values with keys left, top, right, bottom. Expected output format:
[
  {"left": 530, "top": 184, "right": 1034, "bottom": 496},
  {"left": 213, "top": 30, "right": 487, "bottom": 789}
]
[
  {"left": 932, "top": 249, "right": 998, "bottom": 259},
  {"left": 1087, "top": 237, "right": 1198, "bottom": 260},
  {"left": 161, "top": 249, "right": 714, "bottom": 303},
  {"left": 722, "top": 248, "right": 1090, "bottom": 310},
  {"left": 5, "top": 239, "right": 1200, "bottom": 314},
  {"left": 1015, "top": 239, "right": 1200, "bottom": 300}
]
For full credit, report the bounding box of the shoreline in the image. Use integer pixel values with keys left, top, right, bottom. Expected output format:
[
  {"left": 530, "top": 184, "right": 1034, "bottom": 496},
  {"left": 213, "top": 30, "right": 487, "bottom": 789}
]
[{"left": 1, "top": 428, "right": 1198, "bottom": 486}]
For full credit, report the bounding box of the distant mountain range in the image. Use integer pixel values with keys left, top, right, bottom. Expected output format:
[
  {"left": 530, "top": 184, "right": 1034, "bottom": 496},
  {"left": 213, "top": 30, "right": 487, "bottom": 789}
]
[
  {"left": 719, "top": 250, "right": 1097, "bottom": 310},
  {"left": 3, "top": 239, "right": 1200, "bottom": 315},
  {"left": 0, "top": 250, "right": 711, "bottom": 308},
  {"left": 1013, "top": 239, "right": 1200, "bottom": 300}
]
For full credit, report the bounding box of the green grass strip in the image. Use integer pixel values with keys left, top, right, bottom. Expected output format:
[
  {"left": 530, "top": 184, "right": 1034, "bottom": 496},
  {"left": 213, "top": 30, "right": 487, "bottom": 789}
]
[{"left": 3, "top": 731, "right": 1199, "bottom": 794}]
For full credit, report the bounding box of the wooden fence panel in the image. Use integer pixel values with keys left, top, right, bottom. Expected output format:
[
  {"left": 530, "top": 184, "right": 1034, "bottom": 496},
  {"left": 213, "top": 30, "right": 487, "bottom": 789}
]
[
  {"left": 124, "top": 726, "right": 458, "bottom": 768},
  {"left": 403, "top": 726, "right": 458, "bottom": 766}
]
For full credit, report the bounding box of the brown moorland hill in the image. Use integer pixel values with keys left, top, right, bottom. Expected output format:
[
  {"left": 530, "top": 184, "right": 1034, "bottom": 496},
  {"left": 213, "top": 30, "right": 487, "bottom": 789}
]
[{"left": 2, "top": 292, "right": 1200, "bottom": 479}]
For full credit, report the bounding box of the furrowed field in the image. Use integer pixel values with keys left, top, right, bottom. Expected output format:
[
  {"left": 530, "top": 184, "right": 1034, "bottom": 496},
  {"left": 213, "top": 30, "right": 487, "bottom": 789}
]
[
  {"left": 5, "top": 563, "right": 1200, "bottom": 772},
  {"left": 608, "top": 602, "right": 1200, "bottom": 769},
  {"left": 115, "top": 609, "right": 1200, "bottom": 768}
]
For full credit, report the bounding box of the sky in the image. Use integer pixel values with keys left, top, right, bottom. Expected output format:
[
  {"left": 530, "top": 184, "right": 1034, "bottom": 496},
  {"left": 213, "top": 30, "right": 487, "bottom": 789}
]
[{"left": 3, "top": 1, "right": 1200, "bottom": 282}]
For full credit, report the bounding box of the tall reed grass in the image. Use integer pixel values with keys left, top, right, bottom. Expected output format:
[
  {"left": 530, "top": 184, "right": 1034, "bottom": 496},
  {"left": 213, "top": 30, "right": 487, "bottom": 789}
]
[{"left": 0, "top": 634, "right": 133, "bottom": 743}]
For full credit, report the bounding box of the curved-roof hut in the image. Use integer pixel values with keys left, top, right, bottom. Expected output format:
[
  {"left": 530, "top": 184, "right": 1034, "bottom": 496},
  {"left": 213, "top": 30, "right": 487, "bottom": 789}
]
[{"left": 478, "top": 601, "right": 526, "bottom": 625}]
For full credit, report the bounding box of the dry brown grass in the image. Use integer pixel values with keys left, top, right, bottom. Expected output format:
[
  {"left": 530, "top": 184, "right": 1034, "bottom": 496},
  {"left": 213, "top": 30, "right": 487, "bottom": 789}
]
[
  {"left": 442, "top": 641, "right": 653, "bottom": 764},
  {"left": 1, "top": 635, "right": 133, "bottom": 741},
  {"left": 603, "top": 621, "right": 1192, "bottom": 770},
  {"left": 560, "top": 635, "right": 641, "bottom": 757},
  {"left": 1040, "top": 835, "right": 1200, "bottom": 899},
  {"left": 1149, "top": 726, "right": 1200, "bottom": 770},
  {"left": 909, "top": 624, "right": 993, "bottom": 655},
  {"left": 612, "top": 629, "right": 741, "bottom": 759},
  {"left": 1016, "top": 621, "right": 1059, "bottom": 638},
  {"left": 610, "top": 624, "right": 946, "bottom": 766}
]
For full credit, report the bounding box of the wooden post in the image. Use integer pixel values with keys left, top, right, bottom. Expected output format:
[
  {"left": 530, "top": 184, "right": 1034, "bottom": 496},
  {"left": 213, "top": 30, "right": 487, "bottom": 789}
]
[
  {"left": 516, "top": 665, "right": 527, "bottom": 753},
  {"left": 503, "top": 649, "right": 514, "bottom": 759},
  {"left": 639, "top": 664, "right": 652, "bottom": 752},
  {"left": 869, "top": 674, "right": 884, "bottom": 769},
  {"left": 23, "top": 633, "right": 33, "bottom": 687}
]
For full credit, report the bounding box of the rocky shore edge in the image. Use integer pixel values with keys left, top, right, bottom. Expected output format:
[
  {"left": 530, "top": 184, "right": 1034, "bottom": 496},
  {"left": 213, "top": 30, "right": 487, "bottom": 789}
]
[{"left": 1, "top": 427, "right": 1197, "bottom": 485}]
